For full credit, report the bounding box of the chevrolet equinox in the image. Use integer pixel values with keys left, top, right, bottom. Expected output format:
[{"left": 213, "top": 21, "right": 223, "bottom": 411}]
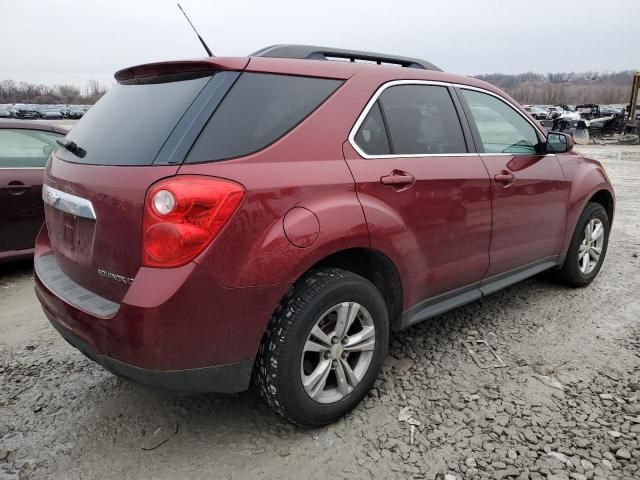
[{"left": 35, "top": 45, "right": 615, "bottom": 426}]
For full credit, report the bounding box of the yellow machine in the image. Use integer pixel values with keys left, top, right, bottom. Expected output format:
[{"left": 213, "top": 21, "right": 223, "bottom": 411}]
[{"left": 622, "top": 71, "right": 640, "bottom": 141}]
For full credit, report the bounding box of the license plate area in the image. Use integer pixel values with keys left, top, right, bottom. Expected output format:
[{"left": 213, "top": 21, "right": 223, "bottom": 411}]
[{"left": 48, "top": 209, "right": 96, "bottom": 265}]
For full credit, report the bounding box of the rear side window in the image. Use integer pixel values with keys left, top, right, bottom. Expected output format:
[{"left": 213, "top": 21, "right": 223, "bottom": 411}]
[
  {"left": 185, "top": 73, "right": 342, "bottom": 163},
  {"left": 353, "top": 102, "right": 390, "bottom": 155},
  {"left": 0, "top": 129, "right": 64, "bottom": 168},
  {"left": 461, "top": 89, "right": 540, "bottom": 154},
  {"left": 354, "top": 84, "right": 467, "bottom": 156},
  {"left": 57, "top": 75, "right": 212, "bottom": 166}
]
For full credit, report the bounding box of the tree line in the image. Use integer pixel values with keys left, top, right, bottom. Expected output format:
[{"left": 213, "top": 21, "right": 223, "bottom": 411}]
[
  {"left": 1, "top": 70, "right": 637, "bottom": 106},
  {"left": 474, "top": 70, "right": 636, "bottom": 105},
  {"left": 0, "top": 79, "right": 109, "bottom": 104}
]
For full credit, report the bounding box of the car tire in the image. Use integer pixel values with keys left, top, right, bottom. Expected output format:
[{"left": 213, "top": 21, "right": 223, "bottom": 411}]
[
  {"left": 553, "top": 202, "right": 610, "bottom": 287},
  {"left": 253, "top": 268, "right": 389, "bottom": 427}
]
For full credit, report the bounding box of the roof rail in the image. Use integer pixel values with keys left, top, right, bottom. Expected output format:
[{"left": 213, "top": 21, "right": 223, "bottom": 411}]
[{"left": 250, "top": 44, "right": 442, "bottom": 71}]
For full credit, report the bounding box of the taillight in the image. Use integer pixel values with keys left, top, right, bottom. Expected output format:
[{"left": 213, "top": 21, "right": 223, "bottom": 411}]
[{"left": 142, "top": 176, "right": 245, "bottom": 268}]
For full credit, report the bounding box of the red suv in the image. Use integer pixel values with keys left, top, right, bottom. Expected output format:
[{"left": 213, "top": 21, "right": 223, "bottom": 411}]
[{"left": 34, "top": 45, "right": 614, "bottom": 426}]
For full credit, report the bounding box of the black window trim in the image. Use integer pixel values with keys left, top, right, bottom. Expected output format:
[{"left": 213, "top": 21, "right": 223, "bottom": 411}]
[
  {"left": 348, "top": 80, "right": 547, "bottom": 159},
  {"left": 184, "top": 72, "right": 345, "bottom": 165}
]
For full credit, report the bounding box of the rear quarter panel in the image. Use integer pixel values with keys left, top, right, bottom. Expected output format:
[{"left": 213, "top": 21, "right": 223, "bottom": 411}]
[{"left": 177, "top": 76, "right": 371, "bottom": 288}]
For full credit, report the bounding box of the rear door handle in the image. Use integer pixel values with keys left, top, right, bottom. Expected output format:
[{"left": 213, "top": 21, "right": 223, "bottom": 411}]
[
  {"left": 2, "top": 182, "right": 30, "bottom": 195},
  {"left": 380, "top": 171, "right": 415, "bottom": 189},
  {"left": 494, "top": 172, "right": 515, "bottom": 184}
]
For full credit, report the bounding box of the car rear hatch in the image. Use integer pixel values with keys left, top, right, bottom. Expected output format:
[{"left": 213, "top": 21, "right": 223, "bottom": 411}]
[{"left": 42, "top": 59, "right": 247, "bottom": 303}]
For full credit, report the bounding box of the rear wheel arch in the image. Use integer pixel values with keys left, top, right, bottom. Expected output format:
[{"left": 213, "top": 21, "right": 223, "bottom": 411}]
[
  {"left": 281, "top": 247, "right": 403, "bottom": 328},
  {"left": 309, "top": 248, "right": 404, "bottom": 327}
]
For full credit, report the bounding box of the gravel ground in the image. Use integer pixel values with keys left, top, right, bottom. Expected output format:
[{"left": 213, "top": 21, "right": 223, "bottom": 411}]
[{"left": 1, "top": 144, "right": 639, "bottom": 480}]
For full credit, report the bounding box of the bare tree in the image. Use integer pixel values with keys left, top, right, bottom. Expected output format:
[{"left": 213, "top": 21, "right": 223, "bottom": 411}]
[
  {"left": 0, "top": 79, "right": 110, "bottom": 104},
  {"left": 474, "top": 70, "right": 634, "bottom": 104}
]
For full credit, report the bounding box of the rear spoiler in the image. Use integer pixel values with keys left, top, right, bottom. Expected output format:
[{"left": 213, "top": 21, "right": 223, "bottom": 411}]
[{"left": 114, "top": 58, "right": 249, "bottom": 83}]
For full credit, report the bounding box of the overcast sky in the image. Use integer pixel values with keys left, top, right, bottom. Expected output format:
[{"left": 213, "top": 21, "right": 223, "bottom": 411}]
[{"left": 4, "top": 0, "right": 638, "bottom": 87}]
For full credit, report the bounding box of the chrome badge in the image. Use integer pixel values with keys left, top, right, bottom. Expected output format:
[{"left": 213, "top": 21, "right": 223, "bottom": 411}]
[{"left": 97, "top": 269, "right": 134, "bottom": 285}]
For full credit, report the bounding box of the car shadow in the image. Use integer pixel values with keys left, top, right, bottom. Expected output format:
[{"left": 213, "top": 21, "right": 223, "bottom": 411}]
[{"left": 0, "top": 258, "right": 33, "bottom": 278}]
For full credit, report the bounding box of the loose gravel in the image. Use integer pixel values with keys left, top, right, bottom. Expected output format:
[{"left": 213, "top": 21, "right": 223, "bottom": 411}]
[{"left": 1, "top": 145, "right": 639, "bottom": 479}]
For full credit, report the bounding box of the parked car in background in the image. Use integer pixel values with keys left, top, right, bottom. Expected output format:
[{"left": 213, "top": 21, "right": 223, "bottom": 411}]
[
  {"left": 67, "top": 106, "right": 85, "bottom": 119},
  {"left": 524, "top": 105, "right": 547, "bottom": 120},
  {"left": 0, "top": 120, "right": 67, "bottom": 262},
  {"left": 14, "top": 105, "right": 39, "bottom": 120},
  {"left": 38, "top": 105, "right": 64, "bottom": 120},
  {"left": 0, "top": 106, "right": 11, "bottom": 118},
  {"left": 34, "top": 45, "right": 615, "bottom": 426}
]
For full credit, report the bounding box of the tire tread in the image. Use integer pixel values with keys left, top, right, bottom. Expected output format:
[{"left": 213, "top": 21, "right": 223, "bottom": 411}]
[{"left": 253, "top": 268, "right": 367, "bottom": 424}]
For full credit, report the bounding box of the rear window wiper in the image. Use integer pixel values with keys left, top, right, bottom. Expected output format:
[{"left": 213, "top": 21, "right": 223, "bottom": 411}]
[{"left": 56, "top": 139, "right": 87, "bottom": 158}]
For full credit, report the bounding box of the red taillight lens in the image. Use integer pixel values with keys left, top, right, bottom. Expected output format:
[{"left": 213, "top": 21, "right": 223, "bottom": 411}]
[{"left": 142, "top": 176, "right": 245, "bottom": 268}]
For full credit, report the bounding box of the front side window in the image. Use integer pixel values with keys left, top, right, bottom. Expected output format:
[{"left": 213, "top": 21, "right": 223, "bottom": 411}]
[
  {"left": 186, "top": 73, "right": 342, "bottom": 163},
  {"left": 0, "top": 129, "right": 64, "bottom": 168},
  {"left": 461, "top": 89, "right": 540, "bottom": 154}
]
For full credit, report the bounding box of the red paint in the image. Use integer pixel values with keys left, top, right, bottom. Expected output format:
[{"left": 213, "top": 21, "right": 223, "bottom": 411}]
[
  {"left": 481, "top": 153, "right": 570, "bottom": 276},
  {"left": 283, "top": 207, "right": 320, "bottom": 248},
  {"left": 343, "top": 142, "right": 492, "bottom": 307},
  {"left": 34, "top": 55, "right": 615, "bottom": 382}
]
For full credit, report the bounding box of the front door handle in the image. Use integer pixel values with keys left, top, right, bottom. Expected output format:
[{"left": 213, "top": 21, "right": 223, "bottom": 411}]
[
  {"left": 494, "top": 171, "right": 515, "bottom": 185},
  {"left": 380, "top": 170, "right": 415, "bottom": 190}
]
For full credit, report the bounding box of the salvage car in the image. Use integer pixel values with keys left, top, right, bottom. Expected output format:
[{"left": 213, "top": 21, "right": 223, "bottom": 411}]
[
  {"left": 0, "top": 120, "right": 67, "bottom": 262},
  {"left": 13, "top": 104, "right": 39, "bottom": 120},
  {"left": 38, "top": 105, "right": 64, "bottom": 120},
  {"left": 67, "top": 106, "right": 85, "bottom": 119},
  {"left": 576, "top": 104, "right": 625, "bottom": 138},
  {"left": 34, "top": 45, "right": 615, "bottom": 426},
  {"left": 524, "top": 105, "right": 547, "bottom": 120}
]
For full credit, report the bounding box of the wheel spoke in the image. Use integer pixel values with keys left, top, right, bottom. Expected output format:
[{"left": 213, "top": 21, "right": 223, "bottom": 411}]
[
  {"left": 344, "top": 326, "right": 375, "bottom": 352},
  {"left": 303, "top": 358, "right": 331, "bottom": 398},
  {"left": 310, "top": 325, "right": 331, "bottom": 348},
  {"left": 591, "top": 223, "right": 603, "bottom": 241},
  {"left": 340, "top": 358, "right": 360, "bottom": 387},
  {"left": 578, "top": 244, "right": 588, "bottom": 260},
  {"left": 580, "top": 252, "right": 589, "bottom": 272},
  {"left": 584, "top": 223, "right": 592, "bottom": 243},
  {"left": 334, "top": 360, "right": 350, "bottom": 396},
  {"left": 589, "top": 248, "right": 601, "bottom": 262},
  {"left": 334, "top": 302, "right": 359, "bottom": 339},
  {"left": 304, "top": 339, "right": 329, "bottom": 353}
]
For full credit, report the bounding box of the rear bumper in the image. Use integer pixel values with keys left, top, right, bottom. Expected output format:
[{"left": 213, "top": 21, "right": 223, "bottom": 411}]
[
  {"left": 47, "top": 314, "right": 253, "bottom": 393},
  {"left": 34, "top": 226, "right": 289, "bottom": 393}
]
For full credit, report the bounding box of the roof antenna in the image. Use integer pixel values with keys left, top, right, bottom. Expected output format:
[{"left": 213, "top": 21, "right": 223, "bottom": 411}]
[{"left": 177, "top": 3, "right": 214, "bottom": 57}]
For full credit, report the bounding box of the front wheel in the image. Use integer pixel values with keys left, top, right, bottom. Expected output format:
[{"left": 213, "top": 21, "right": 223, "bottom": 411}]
[
  {"left": 554, "top": 202, "right": 610, "bottom": 287},
  {"left": 253, "top": 268, "right": 389, "bottom": 426}
]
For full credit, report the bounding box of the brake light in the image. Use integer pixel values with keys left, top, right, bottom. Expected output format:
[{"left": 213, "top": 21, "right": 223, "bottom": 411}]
[{"left": 142, "top": 176, "right": 245, "bottom": 268}]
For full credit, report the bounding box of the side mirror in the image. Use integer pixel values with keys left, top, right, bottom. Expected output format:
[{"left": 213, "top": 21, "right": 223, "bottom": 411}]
[{"left": 546, "top": 132, "right": 574, "bottom": 153}]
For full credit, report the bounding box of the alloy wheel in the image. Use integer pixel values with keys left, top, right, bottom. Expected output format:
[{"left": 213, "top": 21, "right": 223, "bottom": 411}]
[
  {"left": 578, "top": 218, "right": 605, "bottom": 274},
  {"left": 300, "top": 302, "right": 375, "bottom": 404}
]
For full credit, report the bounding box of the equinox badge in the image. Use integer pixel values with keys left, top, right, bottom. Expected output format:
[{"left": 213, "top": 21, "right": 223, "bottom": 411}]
[{"left": 97, "top": 269, "right": 134, "bottom": 285}]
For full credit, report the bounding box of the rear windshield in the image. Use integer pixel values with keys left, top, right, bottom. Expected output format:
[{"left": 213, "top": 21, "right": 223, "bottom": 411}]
[
  {"left": 185, "top": 73, "right": 342, "bottom": 163},
  {"left": 56, "top": 75, "right": 211, "bottom": 166}
]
